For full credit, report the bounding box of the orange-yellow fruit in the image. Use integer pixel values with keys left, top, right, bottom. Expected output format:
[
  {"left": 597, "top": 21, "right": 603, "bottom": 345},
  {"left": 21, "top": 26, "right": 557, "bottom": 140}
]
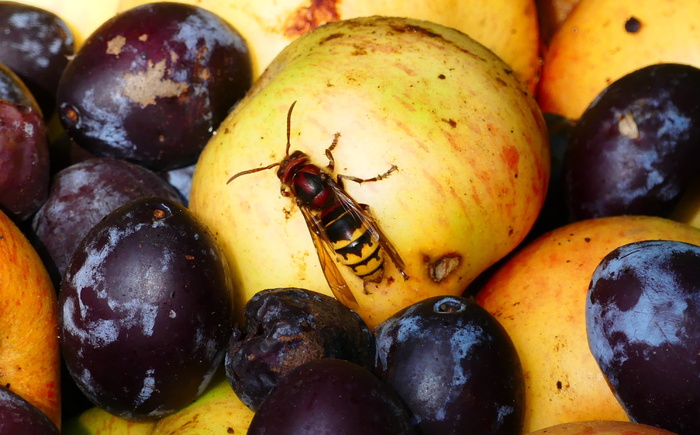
[
  {"left": 527, "top": 420, "right": 678, "bottom": 435},
  {"left": 0, "top": 209, "right": 61, "bottom": 427},
  {"left": 476, "top": 215, "right": 700, "bottom": 432},
  {"left": 538, "top": 0, "right": 700, "bottom": 120}
]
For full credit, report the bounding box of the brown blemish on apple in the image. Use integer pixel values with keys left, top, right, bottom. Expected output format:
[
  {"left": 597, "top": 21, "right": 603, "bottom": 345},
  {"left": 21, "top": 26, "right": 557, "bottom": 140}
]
[
  {"left": 425, "top": 253, "right": 462, "bottom": 283},
  {"left": 122, "top": 59, "right": 189, "bottom": 107},
  {"left": 284, "top": 0, "right": 341, "bottom": 38},
  {"left": 624, "top": 16, "right": 642, "bottom": 33},
  {"left": 106, "top": 35, "right": 126, "bottom": 56}
]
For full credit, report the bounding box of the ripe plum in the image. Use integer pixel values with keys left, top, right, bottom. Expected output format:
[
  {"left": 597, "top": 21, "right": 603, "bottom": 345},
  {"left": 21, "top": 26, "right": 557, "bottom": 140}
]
[
  {"left": 56, "top": 2, "right": 252, "bottom": 170},
  {"left": 248, "top": 358, "right": 416, "bottom": 434},
  {"left": 0, "top": 2, "right": 74, "bottom": 118},
  {"left": 0, "top": 99, "right": 49, "bottom": 222},
  {"left": 0, "top": 62, "right": 41, "bottom": 114},
  {"left": 374, "top": 295, "right": 525, "bottom": 434},
  {"left": 59, "top": 197, "right": 234, "bottom": 420},
  {"left": 31, "top": 157, "right": 182, "bottom": 282},
  {"left": 587, "top": 239, "right": 700, "bottom": 435},
  {"left": 565, "top": 63, "right": 700, "bottom": 220},
  {"left": 225, "top": 287, "right": 374, "bottom": 411},
  {"left": 0, "top": 385, "right": 59, "bottom": 434}
]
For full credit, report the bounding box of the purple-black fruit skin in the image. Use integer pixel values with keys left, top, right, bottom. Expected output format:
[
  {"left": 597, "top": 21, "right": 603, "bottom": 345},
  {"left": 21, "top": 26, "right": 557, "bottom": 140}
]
[
  {"left": 59, "top": 197, "right": 234, "bottom": 420},
  {"left": 586, "top": 239, "right": 700, "bottom": 435},
  {"left": 0, "top": 62, "right": 42, "bottom": 115},
  {"left": 56, "top": 2, "right": 252, "bottom": 171},
  {"left": 0, "top": 2, "right": 74, "bottom": 118},
  {"left": 565, "top": 63, "right": 700, "bottom": 220},
  {"left": 0, "top": 100, "right": 49, "bottom": 222},
  {"left": 374, "top": 295, "right": 525, "bottom": 435},
  {"left": 248, "top": 358, "right": 416, "bottom": 435},
  {"left": 225, "top": 287, "right": 375, "bottom": 411},
  {"left": 31, "top": 157, "right": 182, "bottom": 282},
  {"left": 0, "top": 386, "right": 59, "bottom": 434}
]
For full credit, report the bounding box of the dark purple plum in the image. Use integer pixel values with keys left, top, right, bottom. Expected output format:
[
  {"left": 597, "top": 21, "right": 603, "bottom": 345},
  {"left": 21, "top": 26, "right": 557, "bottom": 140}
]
[
  {"left": 0, "top": 2, "right": 74, "bottom": 118},
  {"left": 0, "top": 99, "right": 49, "bottom": 222},
  {"left": 586, "top": 239, "right": 700, "bottom": 435},
  {"left": 56, "top": 2, "right": 252, "bottom": 171},
  {"left": 0, "top": 385, "right": 59, "bottom": 434},
  {"left": 0, "top": 62, "right": 42, "bottom": 114},
  {"left": 248, "top": 358, "right": 416, "bottom": 435},
  {"left": 565, "top": 63, "right": 700, "bottom": 220},
  {"left": 59, "top": 197, "right": 234, "bottom": 420},
  {"left": 31, "top": 157, "right": 182, "bottom": 282},
  {"left": 374, "top": 295, "right": 525, "bottom": 435},
  {"left": 225, "top": 287, "right": 374, "bottom": 411}
]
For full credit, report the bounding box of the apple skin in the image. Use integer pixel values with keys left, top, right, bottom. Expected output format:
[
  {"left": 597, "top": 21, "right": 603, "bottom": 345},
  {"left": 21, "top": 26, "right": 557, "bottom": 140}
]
[
  {"left": 0, "top": 209, "right": 61, "bottom": 427},
  {"left": 189, "top": 16, "right": 549, "bottom": 329},
  {"left": 538, "top": 0, "right": 700, "bottom": 120},
  {"left": 527, "top": 420, "right": 677, "bottom": 435},
  {"left": 476, "top": 215, "right": 700, "bottom": 432}
]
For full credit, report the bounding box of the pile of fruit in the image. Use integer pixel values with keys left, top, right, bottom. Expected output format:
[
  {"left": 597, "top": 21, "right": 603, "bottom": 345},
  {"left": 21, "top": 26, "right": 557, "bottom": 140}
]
[{"left": 0, "top": 0, "right": 698, "bottom": 433}]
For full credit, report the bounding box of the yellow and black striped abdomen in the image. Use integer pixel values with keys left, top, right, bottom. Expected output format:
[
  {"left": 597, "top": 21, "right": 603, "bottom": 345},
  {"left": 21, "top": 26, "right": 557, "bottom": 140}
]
[{"left": 321, "top": 204, "right": 385, "bottom": 282}]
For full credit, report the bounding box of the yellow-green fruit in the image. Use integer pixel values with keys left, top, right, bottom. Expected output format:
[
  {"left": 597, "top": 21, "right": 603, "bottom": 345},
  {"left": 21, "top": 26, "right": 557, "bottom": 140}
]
[
  {"left": 62, "top": 373, "right": 253, "bottom": 434},
  {"left": 190, "top": 16, "right": 550, "bottom": 328}
]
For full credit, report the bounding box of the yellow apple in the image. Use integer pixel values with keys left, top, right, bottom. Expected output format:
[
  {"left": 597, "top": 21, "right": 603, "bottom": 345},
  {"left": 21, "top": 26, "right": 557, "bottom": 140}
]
[
  {"left": 0, "top": 209, "right": 61, "bottom": 427},
  {"left": 537, "top": 0, "right": 700, "bottom": 120},
  {"left": 476, "top": 215, "right": 700, "bottom": 432},
  {"left": 528, "top": 420, "right": 677, "bottom": 435},
  {"left": 189, "top": 16, "right": 550, "bottom": 329},
  {"left": 117, "top": 0, "right": 541, "bottom": 93}
]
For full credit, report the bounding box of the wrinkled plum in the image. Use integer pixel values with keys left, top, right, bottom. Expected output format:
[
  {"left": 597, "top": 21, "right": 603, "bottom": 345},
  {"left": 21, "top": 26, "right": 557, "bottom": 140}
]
[
  {"left": 0, "top": 100, "right": 49, "bottom": 222},
  {"left": 565, "top": 63, "right": 700, "bottom": 220},
  {"left": 0, "top": 385, "right": 59, "bottom": 434},
  {"left": 0, "top": 2, "right": 74, "bottom": 118},
  {"left": 59, "top": 197, "right": 234, "bottom": 420},
  {"left": 0, "top": 62, "right": 41, "bottom": 114},
  {"left": 225, "top": 287, "right": 374, "bottom": 411},
  {"left": 374, "top": 295, "right": 525, "bottom": 435},
  {"left": 248, "top": 358, "right": 416, "bottom": 434},
  {"left": 31, "top": 157, "right": 182, "bottom": 282},
  {"left": 56, "top": 2, "right": 252, "bottom": 170},
  {"left": 587, "top": 240, "right": 700, "bottom": 435}
]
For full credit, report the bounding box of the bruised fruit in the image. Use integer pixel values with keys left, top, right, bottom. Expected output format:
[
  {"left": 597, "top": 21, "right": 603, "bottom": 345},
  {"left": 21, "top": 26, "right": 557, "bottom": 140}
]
[
  {"left": 0, "top": 386, "right": 59, "bottom": 435},
  {"left": 225, "top": 287, "right": 374, "bottom": 411},
  {"left": 0, "top": 1, "right": 74, "bottom": 118},
  {"left": 586, "top": 239, "right": 700, "bottom": 435},
  {"left": 59, "top": 197, "right": 234, "bottom": 420},
  {"left": 374, "top": 295, "right": 525, "bottom": 434},
  {"left": 565, "top": 63, "right": 700, "bottom": 220},
  {"left": 248, "top": 358, "right": 416, "bottom": 434},
  {"left": 31, "top": 157, "right": 182, "bottom": 282},
  {"left": 0, "top": 99, "right": 49, "bottom": 222},
  {"left": 56, "top": 2, "right": 252, "bottom": 170}
]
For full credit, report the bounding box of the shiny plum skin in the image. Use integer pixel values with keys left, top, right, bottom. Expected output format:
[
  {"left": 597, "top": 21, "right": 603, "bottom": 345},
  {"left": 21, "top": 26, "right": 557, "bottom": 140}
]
[
  {"left": 565, "top": 63, "right": 700, "bottom": 220},
  {"left": 31, "top": 157, "right": 182, "bottom": 282},
  {"left": 56, "top": 3, "right": 252, "bottom": 171},
  {"left": 59, "top": 197, "right": 234, "bottom": 420},
  {"left": 0, "top": 386, "right": 59, "bottom": 434},
  {"left": 225, "top": 287, "right": 374, "bottom": 411},
  {"left": 0, "top": 100, "right": 49, "bottom": 222},
  {"left": 248, "top": 358, "right": 416, "bottom": 435},
  {"left": 0, "top": 2, "right": 74, "bottom": 118},
  {"left": 374, "top": 295, "right": 525, "bottom": 435},
  {"left": 0, "top": 62, "right": 42, "bottom": 114},
  {"left": 586, "top": 240, "right": 700, "bottom": 435}
]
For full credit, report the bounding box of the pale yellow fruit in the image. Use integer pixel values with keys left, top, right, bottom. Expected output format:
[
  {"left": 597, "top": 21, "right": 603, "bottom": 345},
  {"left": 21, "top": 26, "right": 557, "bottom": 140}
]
[
  {"left": 190, "top": 16, "right": 550, "bottom": 329},
  {"left": 527, "top": 420, "right": 677, "bottom": 435},
  {"left": 62, "top": 373, "right": 254, "bottom": 434},
  {"left": 117, "top": 0, "right": 540, "bottom": 93},
  {"left": 538, "top": 0, "right": 700, "bottom": 120},
  {"left": 476, "top": 215, "right": 700, "bottom": 432},
  {"left": 0, "top": 210, "right": 61, "bottom": 427},
  {"left": 12, "top": 0, "right": 119, "bottom": 47}
]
